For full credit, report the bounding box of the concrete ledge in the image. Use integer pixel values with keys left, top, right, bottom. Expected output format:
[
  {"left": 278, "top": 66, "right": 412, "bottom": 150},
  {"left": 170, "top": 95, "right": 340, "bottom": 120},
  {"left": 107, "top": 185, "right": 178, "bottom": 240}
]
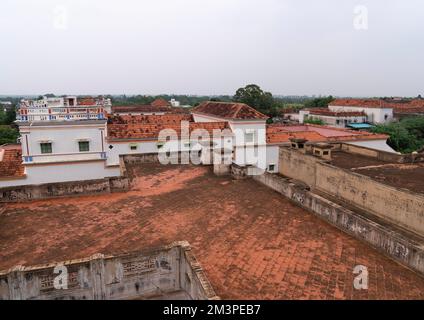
[
  {"left": 0, "top": 241, "right": 219, "bottom": 300},
  {"left": 0, "top": 176, "right": 129, "bottom": 203},
  {"left": 253, "top": 172, "right": 424, "bottom": 276}
]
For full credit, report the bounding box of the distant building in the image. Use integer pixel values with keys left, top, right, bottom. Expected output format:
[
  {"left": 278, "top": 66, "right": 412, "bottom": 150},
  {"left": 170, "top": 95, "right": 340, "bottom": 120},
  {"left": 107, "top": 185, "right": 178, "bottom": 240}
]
[
  {"left": 17, "top": 96, "right": 112, "bottom": 122},
  {"left": 299, "top": 99, "right": 402, "bottom": 128},
  {"left": 170, "top": 99, "right": 180, "bottom": 107},
  {"left": 328, "top": 99, "right": 393, "bottom": 124},
  {"left": 328, "top": 98, "right": 424, "bottom": 122},
  {"left": 0, "top": 101, "right": 13, "bottom": 112},
  {"left": 299, "top": 108, "right": 368, "bottom": 128}
]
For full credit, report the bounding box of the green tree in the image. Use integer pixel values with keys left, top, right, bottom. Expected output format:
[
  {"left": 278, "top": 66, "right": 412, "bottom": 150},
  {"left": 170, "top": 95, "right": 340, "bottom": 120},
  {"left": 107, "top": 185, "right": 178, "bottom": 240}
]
[
  {"left": 304, "top": 118, "right": 325, "bottom": 125},
  {"left": 372, "top": 117, "right": 424, "bottom": 153},
  {"left": 233, "top": 84, "right": 275, "bottom": 116},
  {"left": 304, "top": 96, "right": 335, "bottom": 108},
  {"left": 0, "top": 109, "right": 16, "bottom": 125},
  {"left": 0, "top": 126, "right": 19, "bottom": 145}
]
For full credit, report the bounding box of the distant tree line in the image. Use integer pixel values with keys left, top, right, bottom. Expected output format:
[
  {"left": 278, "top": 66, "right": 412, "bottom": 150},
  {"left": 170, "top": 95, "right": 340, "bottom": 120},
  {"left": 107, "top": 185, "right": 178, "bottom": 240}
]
[
  {"left": 107, "top": 87, "right": 336, "bottom": 119},
  {"left": 303, "top": 96, "right": 335, "bottom": 108},
  {"left": 108, "top": 94, "right": 234, "bottom": 107}
]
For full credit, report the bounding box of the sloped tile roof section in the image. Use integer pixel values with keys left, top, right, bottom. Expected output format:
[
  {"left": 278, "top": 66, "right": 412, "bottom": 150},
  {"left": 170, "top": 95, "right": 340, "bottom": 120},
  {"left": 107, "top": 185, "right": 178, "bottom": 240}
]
[
  {"left": 151, "top": 98, "right": 171, "bottom": 108},
  {"left": 192, "top": 101, "right": 269, "bottom": 120},
  {"left": 385, "top": 99, "right": 424, "bottom": 114},
  {"left": 329, "top": 99, "right": 387, "bottom": 109},
  {"left": 330, "top": 98, "right": 424, "bottom": 114},
  {"left": 266, "top": 124, "right": 389, "bottom": 144},
  {"left": 0, "top": 144, "right": 25, "bottom": 179},
  {"left": 107, "top": 115, "right": 229, "bottom": 140},
  {"left": 77, "top": 98, "right": 96, "bottom": 106}
]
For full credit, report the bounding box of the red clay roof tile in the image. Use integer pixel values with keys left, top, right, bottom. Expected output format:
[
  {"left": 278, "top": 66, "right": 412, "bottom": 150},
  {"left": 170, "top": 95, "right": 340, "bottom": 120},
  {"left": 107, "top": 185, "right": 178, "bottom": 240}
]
[
  {"left": 330, "top": 98, "right": 424, "bottom": 114},
  {"left": 107, "top": 115, "right": 229, "bottom": 140},
  {"left": 192, "top": 101, "right": 268, "bottom": 120},
  {"left": 151, "top": 98, "right": 171, "bottom": 108},
  {"left": 266, "top": 124, "right": 389, "bottom": 144},
  {"left": 0, "top": 144, "right": 25, "bottom": 179}
]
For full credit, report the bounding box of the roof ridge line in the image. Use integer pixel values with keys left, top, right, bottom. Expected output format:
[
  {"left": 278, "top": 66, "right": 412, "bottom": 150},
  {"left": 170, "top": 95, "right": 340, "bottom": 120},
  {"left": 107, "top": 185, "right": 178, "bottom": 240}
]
[{"left": 233, "top": 103, "right": 244, "bottom": 118}]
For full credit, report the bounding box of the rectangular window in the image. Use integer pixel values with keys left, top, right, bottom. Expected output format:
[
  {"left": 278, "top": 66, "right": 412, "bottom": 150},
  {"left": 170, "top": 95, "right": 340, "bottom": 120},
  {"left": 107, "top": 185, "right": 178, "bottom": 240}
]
[
  {"left": 78, "top": 141, "right": 90, "bottom": 152},
  {"left": 245, "top": 132, "right": 254, "bottom": 143},
  {"left": 130, "top": 144, "right": 138, "bottom": 151},
  {"left": 268, "top": 164, "right": 275, "bottom": 172},
  {"left": 40, "top": 143, "right": 52, "bottom": 154}
]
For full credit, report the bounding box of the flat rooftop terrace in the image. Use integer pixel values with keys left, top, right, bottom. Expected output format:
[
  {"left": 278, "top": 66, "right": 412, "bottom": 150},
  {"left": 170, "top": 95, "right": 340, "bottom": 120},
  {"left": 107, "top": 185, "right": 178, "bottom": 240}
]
[
  {"left": 1, "top": 164, "right": 424, "bottom": 299},
  {"left": 331, "top": 151, "right": 424, "bottom": 194}
]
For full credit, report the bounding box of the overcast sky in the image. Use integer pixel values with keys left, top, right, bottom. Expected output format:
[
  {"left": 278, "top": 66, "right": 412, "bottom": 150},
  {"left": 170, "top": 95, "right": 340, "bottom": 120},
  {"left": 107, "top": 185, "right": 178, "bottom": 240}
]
[{"left": 0, "top": 0, "right": 423, "bottom": 97}]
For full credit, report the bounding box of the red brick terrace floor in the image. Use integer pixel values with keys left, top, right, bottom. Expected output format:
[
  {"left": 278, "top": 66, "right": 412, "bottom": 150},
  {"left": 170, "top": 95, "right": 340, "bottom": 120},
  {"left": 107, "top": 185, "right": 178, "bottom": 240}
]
[{"left": 1, "top": 164, "right": 424, "bottom": 300}]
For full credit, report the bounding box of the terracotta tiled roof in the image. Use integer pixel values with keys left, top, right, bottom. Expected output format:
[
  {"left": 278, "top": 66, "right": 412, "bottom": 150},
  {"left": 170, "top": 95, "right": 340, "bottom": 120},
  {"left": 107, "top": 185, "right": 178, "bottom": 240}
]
[
  {"left": 192, "top": 101, "right": 268, "bottom": 120},
  {"left": 107, "top": 115, "right": 229, "bottom": 140},
  {"left": 388, "top": 99, "right": 424, "bottom": 114},
  {"left": 151, "top": 98, "right": 171, "bottom": 108},
  {"left": 330, "top": 98, "right": 424, "bottom": 113},
  {"left": 77, "top": 98, "right": 96, "bottom": 106},
  {"left": 307, "top": 108, "right": 366, "bottom": 117},
  {"left": 0, "top": 144, "right": 25, "bottom": 179},
  {"left": 329, "top": 99, "right": 387, "bottom": 109},
  {"left": 266, "top": 124, "right": 388, "bottom": 144},
  {"left": 267, "top": 130, "right": 325, "bottom": 144}
]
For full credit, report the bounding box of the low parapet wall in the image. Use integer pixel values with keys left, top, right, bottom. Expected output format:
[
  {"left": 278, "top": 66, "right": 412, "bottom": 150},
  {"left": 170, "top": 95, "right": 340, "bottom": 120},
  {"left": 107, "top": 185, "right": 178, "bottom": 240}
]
[
  {"left": 0, "top": 241, "right": 219, "bottom": 300},
  {"left": 340, "top": 143, "right": 424, "bottom": 163},
  {"left": 0, "top": 176, "right": 129, "bottom": 203},
  {"left": 122, "top": 151, "right": 193, "bottom": 166},
  {"left": 279, "top": 147, "right": 424, "bottom": 237},
  {"left": 253, "top": 173, "right": 424, "bottom": 276},
  {"left": 315, "top": 162, "right": 424, "bottom": 236}
]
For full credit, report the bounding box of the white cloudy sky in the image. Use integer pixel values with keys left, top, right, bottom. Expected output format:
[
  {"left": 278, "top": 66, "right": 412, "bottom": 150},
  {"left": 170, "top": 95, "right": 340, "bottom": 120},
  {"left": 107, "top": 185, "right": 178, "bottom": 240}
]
[{"left": 0, "top": 0, "right": 423, "bottom": 96}]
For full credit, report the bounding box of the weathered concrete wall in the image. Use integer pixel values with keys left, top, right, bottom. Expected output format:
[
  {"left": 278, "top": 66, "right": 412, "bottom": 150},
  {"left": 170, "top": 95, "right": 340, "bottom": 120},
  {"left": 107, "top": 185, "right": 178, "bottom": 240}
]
[
  {"left": 122, "top": 152, "right": 162, "bottom": 165},
  {"left": 279, "top": 148, "right": 319, "bottom": 186},
  {"left": 231, "top": 164, "right": 249, "bottom": 180},
  {"left": 340, "top": 143, "right": 380, "bottom": 159},
  {"left": 122, "top": 152, "right": 191, "bottom": 166},
  {"left": 214, "top": 164, "right": 231, "bottom": 176},
  {"left": 340, "top": 143, "right": 424, "bottom": 163},
  {"left": 0, "top": 242, "right": 219, "bottom": 300},
  {"left": 253, "top": 173, "right": 424, "bottom": 276},
  {"left": 0, "top": 176, "right": 129, "bottom": 203},
  {"left": 279, "top": 147, "right": 424, "bottom": 237},
  {"left": 315, "top": 162, "right": 424, "bottom": 236}
]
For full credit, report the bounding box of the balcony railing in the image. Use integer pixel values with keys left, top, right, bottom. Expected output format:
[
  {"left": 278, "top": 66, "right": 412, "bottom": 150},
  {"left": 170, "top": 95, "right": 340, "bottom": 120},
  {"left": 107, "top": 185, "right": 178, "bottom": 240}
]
[{"left": 23, "top": 151, "right": 107, "bottom": 164}]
